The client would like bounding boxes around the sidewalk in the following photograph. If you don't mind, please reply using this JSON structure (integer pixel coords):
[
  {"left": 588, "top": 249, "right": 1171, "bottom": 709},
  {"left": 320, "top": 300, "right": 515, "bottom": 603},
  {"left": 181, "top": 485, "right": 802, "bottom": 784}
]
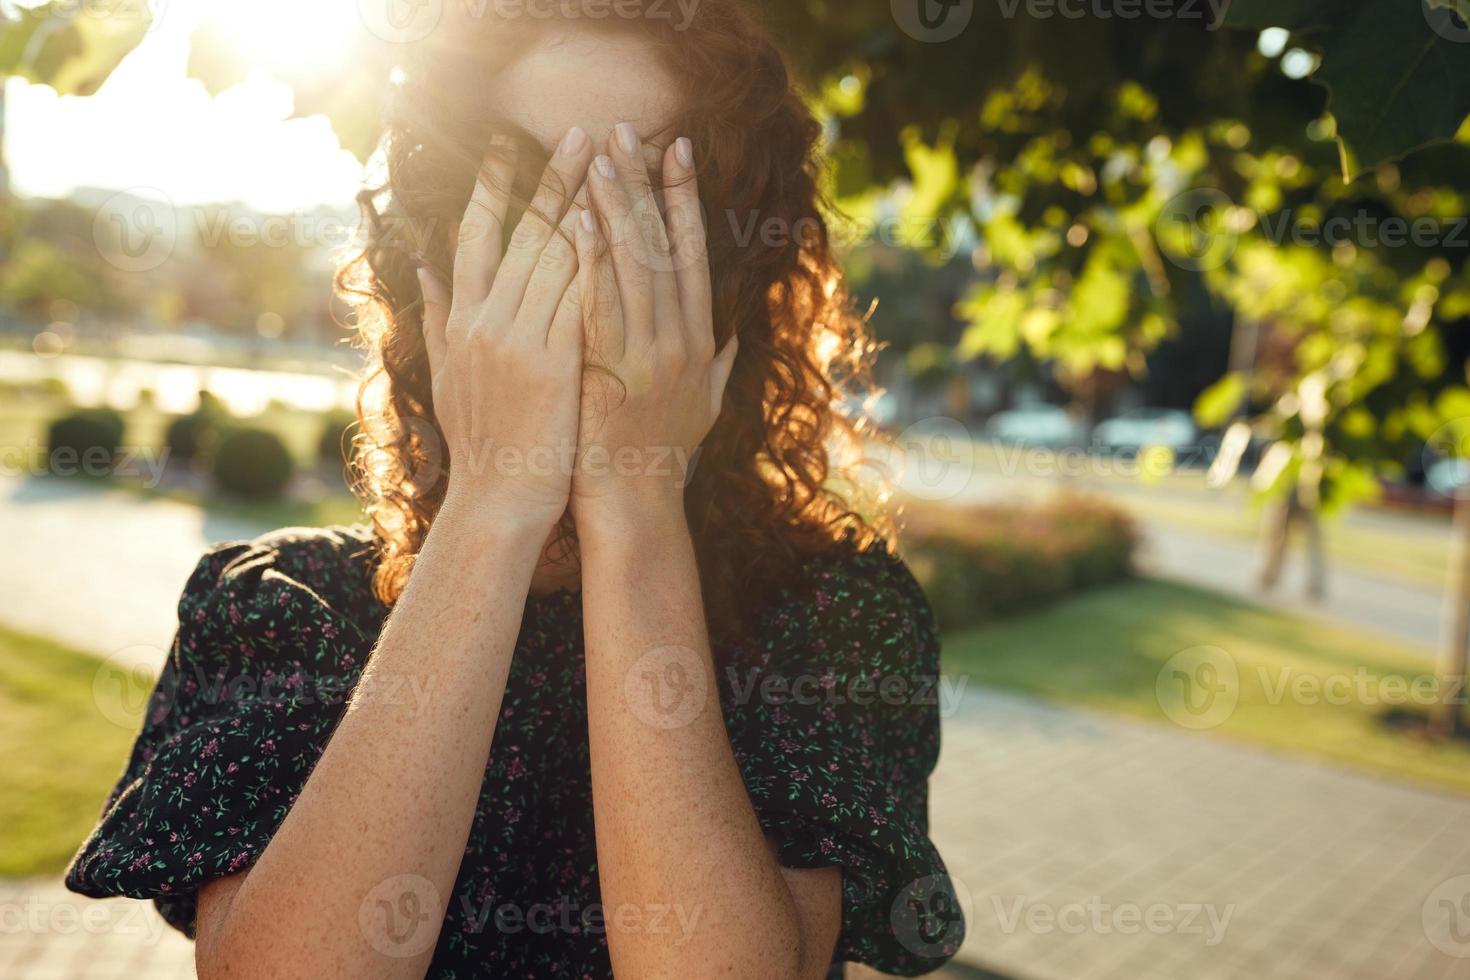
[
  {"left": 0, "top": 881, "right": 193, "bottom": 979},
  {"left": 1134, "top": 513, "right": 1443, "bottom": 656},
  {"left": 0, "top": 476, "right": 264, "bottom": 663},
  {"left": 932, "top": 689, "right": 1470, "bottom": 980}
]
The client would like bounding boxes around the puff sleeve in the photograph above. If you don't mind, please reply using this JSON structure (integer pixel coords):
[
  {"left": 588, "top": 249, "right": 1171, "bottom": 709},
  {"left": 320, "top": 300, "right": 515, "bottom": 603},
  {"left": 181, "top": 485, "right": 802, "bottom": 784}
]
[
  {"left": 720, "top": 545, "right": 966, "bottom": 975},
  {"left": 64, "top": 527, "right": 379, "bottom": 936}
]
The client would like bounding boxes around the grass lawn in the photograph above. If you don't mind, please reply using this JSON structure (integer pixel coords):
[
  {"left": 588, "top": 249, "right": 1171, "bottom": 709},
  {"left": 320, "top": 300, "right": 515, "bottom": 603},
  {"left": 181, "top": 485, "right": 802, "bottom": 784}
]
[
  {"left": 0, "top": 624, "right": 141, "bottom": 877},
  {"left": 943, "top": 578, "right": 1470, "bottom": 795},
  {"left": 123, "top": 481, "right": 367, "bottom": 530}
]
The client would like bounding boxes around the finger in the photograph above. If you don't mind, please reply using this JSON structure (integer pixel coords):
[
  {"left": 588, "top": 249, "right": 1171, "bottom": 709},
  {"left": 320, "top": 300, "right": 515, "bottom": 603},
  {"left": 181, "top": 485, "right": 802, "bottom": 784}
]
[
  {"left": 607, "top": 126, "right": 681, "bottom": 330},
  {"left": 578, "top": 206, "right": 626, "bottom": 364},
  {"left": 588, "top": 151, "right": 651, "bottom": 345},
  {"left": 547, "top": 218, "right": 591, "bottom": 353},
  {"left": 518, "top": 204, "right": 583, "bottom": 346},
  {"left": 489, "top": 127, "right": 594, "bottom": 319},
  {"left": 709, "top": 333, "right": 739, "bottom": 420},
  {"left": 452, "top": 142, "right": 517, "bottom": 310},
  {"left": 662, "top": 136, "right": 714, "bottom": 355},
  {"left": 591, "top": 124, "right": 678, "bottom": 344},
  {"left": 417, "top": 266, "right": 452, "bottom": 374}
]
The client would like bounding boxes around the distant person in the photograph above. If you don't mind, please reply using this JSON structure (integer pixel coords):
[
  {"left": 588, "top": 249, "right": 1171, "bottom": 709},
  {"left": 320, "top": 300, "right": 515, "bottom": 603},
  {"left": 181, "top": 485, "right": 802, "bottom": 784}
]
[
  {"left": 64, "top": 5, "right": 963, "bottom": 979},
  {"left": 1256, "top": 483, "right": 1327, "bottom": 601}
]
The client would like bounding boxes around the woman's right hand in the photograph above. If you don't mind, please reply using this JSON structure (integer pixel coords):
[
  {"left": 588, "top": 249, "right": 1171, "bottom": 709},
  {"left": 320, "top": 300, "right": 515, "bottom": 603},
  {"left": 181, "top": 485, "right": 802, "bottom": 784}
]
[{"left": 417, "top": 127, "right": 595, "bottom": 533}]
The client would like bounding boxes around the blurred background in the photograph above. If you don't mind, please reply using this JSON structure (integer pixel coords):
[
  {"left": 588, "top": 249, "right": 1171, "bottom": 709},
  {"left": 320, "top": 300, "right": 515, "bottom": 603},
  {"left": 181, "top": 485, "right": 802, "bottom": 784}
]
[{"left": 1, "top": 1, "right": 1469, "bottom": 978}]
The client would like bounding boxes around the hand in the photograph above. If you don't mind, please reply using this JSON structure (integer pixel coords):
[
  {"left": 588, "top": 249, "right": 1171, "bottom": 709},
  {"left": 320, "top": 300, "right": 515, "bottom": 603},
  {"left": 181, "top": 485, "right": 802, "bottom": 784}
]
[
  {"left": 417, "top": 128, "right": 595, "bottom": 533},
  {"left": 571, "top": 125, "right": 739, "bottom": 526}
]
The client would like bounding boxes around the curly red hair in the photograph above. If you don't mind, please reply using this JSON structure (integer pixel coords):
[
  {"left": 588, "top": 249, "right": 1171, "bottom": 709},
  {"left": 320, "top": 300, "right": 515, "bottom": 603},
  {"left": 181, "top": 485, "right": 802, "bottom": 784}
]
[{"left": 336, "top": 0, "right": 891, "bottom": 636}]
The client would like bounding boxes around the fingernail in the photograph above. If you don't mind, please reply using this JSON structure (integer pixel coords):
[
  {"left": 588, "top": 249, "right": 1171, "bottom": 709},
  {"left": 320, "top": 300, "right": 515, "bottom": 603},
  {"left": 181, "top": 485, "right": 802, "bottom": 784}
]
[
  {"left": 594, "top": 154, "right": 616, "bottom": 179},
  {"left": 580, "top": 209, "right": 596, "bottom": 234},
  {"left": 615, "top": 122, "right": 639, "bottom": 154},
  {"left": 560, "top": 127, "right": 587, "bottom": 156},
  {"left": 675, "top": 137, "right": 694, "bottom": 168}
]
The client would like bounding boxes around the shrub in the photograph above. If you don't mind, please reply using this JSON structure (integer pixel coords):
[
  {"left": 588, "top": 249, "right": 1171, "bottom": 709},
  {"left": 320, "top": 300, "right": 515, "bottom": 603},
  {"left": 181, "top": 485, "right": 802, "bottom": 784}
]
[
  {"left": 46, "top": 409, "right": 125, "bottom": 477},
  {"left": 316, "top": 411, "right": 359, "bottom": 468},
  {"left": 212, "top": 428, "right": 294, "bottom": 500},
  {"left": 164, "top": 412, "right": 217, "bottom": 464},
  {"left": 902, "top": 495, "right": 1137, "bottom": 632}
]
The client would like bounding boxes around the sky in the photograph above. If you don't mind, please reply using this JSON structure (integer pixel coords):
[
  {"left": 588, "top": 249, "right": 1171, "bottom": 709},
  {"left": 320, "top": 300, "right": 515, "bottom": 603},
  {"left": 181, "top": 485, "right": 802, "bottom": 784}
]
[{"left": 5, "top": 0, "right": 369, "bottom": 212}]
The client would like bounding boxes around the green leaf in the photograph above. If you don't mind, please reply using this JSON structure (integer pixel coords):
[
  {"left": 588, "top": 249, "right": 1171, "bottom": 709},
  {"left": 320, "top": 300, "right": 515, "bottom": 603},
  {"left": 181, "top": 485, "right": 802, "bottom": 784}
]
[
  {"left": 0, "top": 3, "right": 150, "bottom": 96},
  {"left": 185, "top": 20, "right": 396, "bottom": 163},
  {"left": 1221, "top": 0, "right": 1470, "bottom": 176},
  {"left": 1194, "top": 373, "right": 1248, "bottom": 428},
  {"left": 1314, "top": 1, "right": 1470, "bottom": 177},
  {"left": 1219, "top": 0, "right": 1334, "bottom": 31}
]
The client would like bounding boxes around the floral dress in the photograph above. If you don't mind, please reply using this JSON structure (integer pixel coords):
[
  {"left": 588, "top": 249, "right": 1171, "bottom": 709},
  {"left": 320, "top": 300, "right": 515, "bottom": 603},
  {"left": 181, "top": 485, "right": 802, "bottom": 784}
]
[{"left": 66, "top": 524, "right": 965, "bottom": 977}]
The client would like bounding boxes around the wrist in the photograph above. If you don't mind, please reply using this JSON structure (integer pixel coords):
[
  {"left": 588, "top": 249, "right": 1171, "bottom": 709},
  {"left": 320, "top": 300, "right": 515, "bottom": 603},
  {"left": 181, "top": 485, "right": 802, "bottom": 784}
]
[
  {"left": 572, "top": 489, "right": 688, "bottom": 546},
  {"left": 435, "top": 487, "right": 562, "bottom": 548}
]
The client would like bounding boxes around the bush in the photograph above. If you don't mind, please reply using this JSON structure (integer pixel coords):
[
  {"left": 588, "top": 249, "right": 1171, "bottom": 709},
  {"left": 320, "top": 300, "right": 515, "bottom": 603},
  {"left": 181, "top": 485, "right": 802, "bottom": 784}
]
[
  {"left": 902, "top": 495, "right": 1137, "bottom": 632},
  {"left": 212, "top": 428, "right": 295, "bottom": 500},
  {"left": 164, "top": 412, "right": 217, "bottom": 464},
  {"left": 46, "top": 409, "right": 125, "bottom": 477},
  {"left": 316, "top": 411, "right": 359, "bottom": 468}
]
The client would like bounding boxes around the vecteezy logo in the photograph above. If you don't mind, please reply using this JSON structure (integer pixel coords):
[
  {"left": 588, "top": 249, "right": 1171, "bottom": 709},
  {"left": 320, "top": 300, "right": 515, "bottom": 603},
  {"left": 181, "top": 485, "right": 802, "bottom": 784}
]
[
  {"left": 1155, "top": 189, "right": 1239, "bottom": 272},
  {"left": 623, "top": 645, "right": 707, "bottom": 730},
  {"left": 92, "top": 647, "right": 169, "bottom": 729},
  {"left": 892, "top": 0, "right": 974, "bottom": 42},
  {"left": 1424, "top": 0, "right": 1470, "bottom": 43},
  {"left": 891, "top": 874, "right": 972, "bottom": 959},
  {"left": 146, "top": 0, "right": 181, "bottom": 34},
  {"left": 1156, "top": 645, "right": 1239, "bottom": 730},
  {"left": 1424, "top": 418, "right": 1470, "bottom": 499},
  {"left": 895, "top": 417, "right": 975, "bottom": 502},
  {"left": 359, "top": 874, "right": 441, "bottom": 958},
  {"left": 1423, "top": 874, "right": 1470, "bottom": 958},
  {"left": 93, "top": 187, "right": 177, "bottom": 274},
  {"left": 358, "top": 0, "right": 443, "bottom": 43}
]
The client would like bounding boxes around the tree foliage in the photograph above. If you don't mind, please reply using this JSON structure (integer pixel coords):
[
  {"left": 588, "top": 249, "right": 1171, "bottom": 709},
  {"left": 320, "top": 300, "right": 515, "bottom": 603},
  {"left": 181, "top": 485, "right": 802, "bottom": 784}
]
[
  {"left": 0, "top": 1, "right": 149, "bottom": 96},
  {"left": 5, "top": 0, "right": 1470, "bottom": 506},
  {"left": 757, "top": 1, "right": 1470, "bottom": 508}
]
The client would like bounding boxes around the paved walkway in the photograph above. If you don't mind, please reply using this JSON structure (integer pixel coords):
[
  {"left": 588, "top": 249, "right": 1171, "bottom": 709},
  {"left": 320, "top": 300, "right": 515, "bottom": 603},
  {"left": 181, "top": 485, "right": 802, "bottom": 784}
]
[
  {"left": 931, "top": 690, "right": 1470, "bottom": 980},
  {"left": 1136, "top": 520, "right": 1444, "bottom": 656},
  {"left": 0, "top": 881, "right": 194, "bottom": 979},
  {"left": 0, "top": 476, "right": 263, "bottom": 665}
]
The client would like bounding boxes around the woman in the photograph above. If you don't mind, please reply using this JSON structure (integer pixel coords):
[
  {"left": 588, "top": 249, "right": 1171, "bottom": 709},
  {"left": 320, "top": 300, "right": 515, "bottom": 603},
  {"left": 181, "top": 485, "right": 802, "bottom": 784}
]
[{"left": 66, "top": 2, "right": 964, "bottom": 976}]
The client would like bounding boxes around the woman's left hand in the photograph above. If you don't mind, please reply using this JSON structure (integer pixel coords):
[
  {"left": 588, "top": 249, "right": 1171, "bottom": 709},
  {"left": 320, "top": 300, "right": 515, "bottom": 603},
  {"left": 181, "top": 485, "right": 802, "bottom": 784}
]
[{"left": 570, "top": 124, "right": 739, "bottom": 525}]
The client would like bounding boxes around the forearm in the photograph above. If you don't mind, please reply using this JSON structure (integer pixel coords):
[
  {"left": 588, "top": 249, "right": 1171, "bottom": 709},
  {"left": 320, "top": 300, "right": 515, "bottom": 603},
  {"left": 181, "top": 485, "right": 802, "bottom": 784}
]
[
  {"left": 200, "top": 502, "right": 547, "bottom": 978},
  {"left": 580, "top": 502, "right": 813, "bottom": 979}
]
